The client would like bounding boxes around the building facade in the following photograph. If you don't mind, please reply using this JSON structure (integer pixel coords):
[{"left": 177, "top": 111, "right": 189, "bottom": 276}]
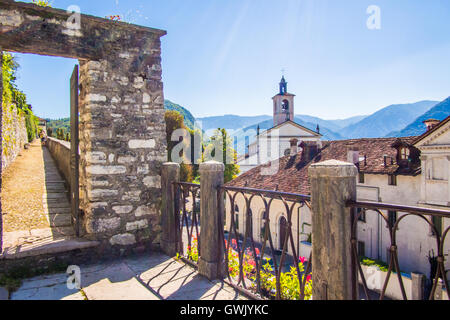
[
  {"left": 226, "top": 117, "right": 450, "bottom": 277},
  {"left": 238, "top": 77, "right": 322, "bottom": 174}
]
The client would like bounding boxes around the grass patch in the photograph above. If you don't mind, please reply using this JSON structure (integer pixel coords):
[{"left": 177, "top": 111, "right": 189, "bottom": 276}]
[{"left": 0, "top": 261, "right": 70, "bottom": 293}]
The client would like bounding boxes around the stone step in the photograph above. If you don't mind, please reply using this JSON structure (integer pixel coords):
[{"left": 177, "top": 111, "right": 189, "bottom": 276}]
[
  {"left": 44, "top": 193, "right": 68, "bottom": 199},
  {"left": 47, "top": 207, "right": 72, "bottom": 214},
  {"left": 0, "top": 237, "right": 99, "bottom": 260},
  {"left": 45, "top": 202, "right": 71, "bottom": 209},
  {"left": 45, "top": 188, "right": 68, "bottom": 193},
  {"left": 48, "top": 214, "right": 72, "bottom": 228},
  {"left": 44, "top": 200, "right": 71, "bottom": 206}
]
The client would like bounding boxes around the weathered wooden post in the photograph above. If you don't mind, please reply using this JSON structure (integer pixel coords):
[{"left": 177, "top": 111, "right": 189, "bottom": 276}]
[
  {"left": 198, "top": 161, "right": 225, "bottom": 280},
  {"left": 309, "top": 160, "right": 358, "bottom": 300},
  {"left": 161, "top": 162, "right": 180, "bottom": 257}
]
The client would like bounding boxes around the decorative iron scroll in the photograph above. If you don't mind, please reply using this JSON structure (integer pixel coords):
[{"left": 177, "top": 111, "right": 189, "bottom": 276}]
[{"left": 219, "top": 186, "right": 312, "bottom": 300}]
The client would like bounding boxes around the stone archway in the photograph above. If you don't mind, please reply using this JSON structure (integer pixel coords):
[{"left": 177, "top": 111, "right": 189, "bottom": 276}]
[{"left": 0, "top": 1, "right": 167, "bottom": 250}]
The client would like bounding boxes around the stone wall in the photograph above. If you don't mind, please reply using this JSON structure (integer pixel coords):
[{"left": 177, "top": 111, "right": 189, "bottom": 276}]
[
  {"left": 78, "top": 56, "right": 167, "bottom": 247},
  {"left": 0, "top": 1, "right": 167, "bottom": 251},
  {"left": 46, "top": 137, "right": 71, "bottom": 186},
  {"left": 1, "top": 103, "right": 28, "bottom": 171}
]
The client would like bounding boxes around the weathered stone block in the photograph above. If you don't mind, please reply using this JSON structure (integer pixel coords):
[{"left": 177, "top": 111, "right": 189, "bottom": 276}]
[
  {"left": 126, "top": 219, "right": 148, "bottom": 231},
  {"left": 89, "top": 189, "right": 119, "bottom": 200},
  {"left": 143, "top": 175, "right": 161, "bottom": 188},
  {"left": 87, "top": 165, "right": 127, "bottom": 175},
  {"left": 122, "top": 190, "right": 142, "bottom": 202},
  {"left": 96, "top": 217, "right": 121, "bottom": 233},
  {"left": 135, "top": 205, "right": 157, "bottom": 217},
  {"left": 112, "top": 205, "right": 134, "bottom": 214},
  {"left": 86, "top": 151, "right": 107, "bottom": 164},
  {"left": 117, "top": 156, "right": 136, "bottom": 164},
  {"left": 86, "top": 94, "right": 107, "bottom": 102},
  {"left": 109, "top": 234, "right": 136, "bottom": 246},
  {"left": 128, "top": 139, "right": 156, "bottom": 149}
]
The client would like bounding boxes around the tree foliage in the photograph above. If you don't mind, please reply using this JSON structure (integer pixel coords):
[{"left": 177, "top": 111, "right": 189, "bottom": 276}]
[
  {"left": 202, "top": 128, "right": 240, "bottom": 183},
  {"left": 2, "top": 52, "right": 38, "bottom": 143},
  {"left": 165, "top": 110, "right": 194, "bottom": 182}
]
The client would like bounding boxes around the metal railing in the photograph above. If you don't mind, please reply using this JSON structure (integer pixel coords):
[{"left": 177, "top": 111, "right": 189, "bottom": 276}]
[
  {"left": 346, "top": 200, "right": 450, "bottom": 300},
  {"left": 219, "top": 186, "right": 313, "bottom": 300},
  {"left": 173, "top": 182, "right": 201, "bottom": 262}
]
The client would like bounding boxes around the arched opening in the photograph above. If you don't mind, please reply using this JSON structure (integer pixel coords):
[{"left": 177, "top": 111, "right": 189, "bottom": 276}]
[
  {"left": 260, "top": 210, "right": 267, "bottom": 240},
  {"left": 282, "top": 99, "right": 289, "bottom": 112},
  {"left": 279, "top": 216, "right": 288, "bottom": 250},
  {"left": 246, "top": 208, "right": 253, "bottom": 239}
]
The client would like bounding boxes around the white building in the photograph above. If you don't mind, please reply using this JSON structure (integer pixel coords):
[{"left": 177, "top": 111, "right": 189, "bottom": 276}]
[
  {"left": 226, "top": 116, "right": 450, "bottom": 278},
  {"left": 238, "top": 77, "right": 322, "bottom": 174}
]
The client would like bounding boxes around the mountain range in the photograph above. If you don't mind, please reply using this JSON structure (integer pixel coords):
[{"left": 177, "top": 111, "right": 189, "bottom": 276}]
[
  {"left": 387, "top": 97, "right": 450, "bottom": 137},
  {"left": 165, "top": 97, "right": 449, "bottom": 154},
  {"left": 46, "top": 97, "right": 449, "bottom": 155},
  {"left": 341, "top": 100, "right": 438, "bottom": 139}
]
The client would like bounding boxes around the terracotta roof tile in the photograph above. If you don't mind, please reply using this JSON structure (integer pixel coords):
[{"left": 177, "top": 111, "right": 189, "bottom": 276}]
[{"left": 227, "top": 137, "right": 421, "bottom": 195}]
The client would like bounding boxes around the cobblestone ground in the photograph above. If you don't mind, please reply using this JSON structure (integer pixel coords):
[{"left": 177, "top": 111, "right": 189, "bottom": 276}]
[
  {"left": 1, "top": 140, "right": 74, "bottom": 250},
  {"left": 1, "top": 140, "right": 49, "bottom": 232}
]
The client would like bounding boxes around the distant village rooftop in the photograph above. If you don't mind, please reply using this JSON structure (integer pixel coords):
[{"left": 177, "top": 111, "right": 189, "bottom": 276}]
[{"left": 228, "top": 136, "right": 423, "bottom": 195}]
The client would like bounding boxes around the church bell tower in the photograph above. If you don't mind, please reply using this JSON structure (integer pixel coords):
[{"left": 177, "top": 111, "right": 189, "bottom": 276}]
[{"left": 273, "top": 76, "right": 295, "bottom": 127}]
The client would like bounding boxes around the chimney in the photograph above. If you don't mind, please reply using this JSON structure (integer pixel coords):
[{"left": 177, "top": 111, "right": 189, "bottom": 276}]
[
  {"left": 301, "top": 141, "right": 319, "bottom": 162},
  {"left": 290, "top": 138, "right": 299, "bottom": 156},
  {"left": 423, "top": 119, "right": 440, "bottom": 132},
  {"left": 347, "top": 148, "right": 359, "bottom": 164}
]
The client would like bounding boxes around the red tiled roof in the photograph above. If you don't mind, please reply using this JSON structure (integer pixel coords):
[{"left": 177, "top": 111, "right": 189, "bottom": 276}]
[{"left": 227, "top": 137, "right": 421, "bottom": 195}]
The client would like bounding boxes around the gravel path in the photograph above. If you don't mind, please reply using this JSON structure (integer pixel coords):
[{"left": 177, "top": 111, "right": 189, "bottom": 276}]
[{"left": 1, "top": 140, "right": 50, "bottom": 232}]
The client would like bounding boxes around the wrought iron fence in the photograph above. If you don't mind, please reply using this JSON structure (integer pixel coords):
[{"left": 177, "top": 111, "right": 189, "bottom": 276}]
[
  {"left": 173, "top": 182, "right": 201, "bottom": 262},
  {"left": 219, "top": 186, "right": 313, "bottom": 300},
  {"left": 346, "top": 200, "right": 450, "bottom": 300}
]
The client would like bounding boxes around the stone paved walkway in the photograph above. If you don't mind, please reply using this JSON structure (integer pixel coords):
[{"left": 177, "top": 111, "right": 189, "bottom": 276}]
[
  {"left": 10, "top": 253, "right": 248, "bottom": 300},
  {"left": 1, "top": 140, "right": 74, "bottom": 251}
]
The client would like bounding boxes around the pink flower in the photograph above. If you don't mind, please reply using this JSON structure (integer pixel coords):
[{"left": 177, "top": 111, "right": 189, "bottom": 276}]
[
  {"left": 306, "top": 275, "right": 312, "bottom": 282},
  {"left": 299, "top": 256, "right": 308, "bottom": 264},
  {"left": 255, "top": 248, "right": 260, "bottom": 256},
  {"left": 232, "top": 239, "right": 237, "bottom": 246}
]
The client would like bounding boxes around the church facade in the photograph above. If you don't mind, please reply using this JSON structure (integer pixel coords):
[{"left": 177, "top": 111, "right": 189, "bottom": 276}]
[{"left": 237, "top": 77, "right": 322, "bottom": 174}]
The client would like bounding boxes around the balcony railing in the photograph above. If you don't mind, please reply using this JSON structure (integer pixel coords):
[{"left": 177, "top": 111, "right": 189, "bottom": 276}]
[
  {"left": 163, "top": 161, "right": 450, "bottom": 300},
  {"left": 346, "top": 200, "right": 450, "bottom": 300},
  {"left": 173, "top": 182, "right": 201, "bottom": 263},
  {"left": 219, "top": 186, "right": 313, "bottom": 300}
]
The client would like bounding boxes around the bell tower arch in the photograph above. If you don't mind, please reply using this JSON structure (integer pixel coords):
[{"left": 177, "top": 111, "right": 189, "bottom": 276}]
[{"left": 273, "top": 76, "right": 295, "bottom": 126}]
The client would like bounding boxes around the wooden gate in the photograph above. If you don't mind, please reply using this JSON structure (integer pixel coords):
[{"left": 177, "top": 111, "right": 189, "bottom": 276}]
[{"left": 70, "top": 65, "right": 80, "bottom": 237}]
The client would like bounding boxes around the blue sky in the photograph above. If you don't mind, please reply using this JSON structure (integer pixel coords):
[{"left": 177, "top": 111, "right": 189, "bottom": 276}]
[{"left": 11, "top": 0, "right": 450, "bottom": 120}]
